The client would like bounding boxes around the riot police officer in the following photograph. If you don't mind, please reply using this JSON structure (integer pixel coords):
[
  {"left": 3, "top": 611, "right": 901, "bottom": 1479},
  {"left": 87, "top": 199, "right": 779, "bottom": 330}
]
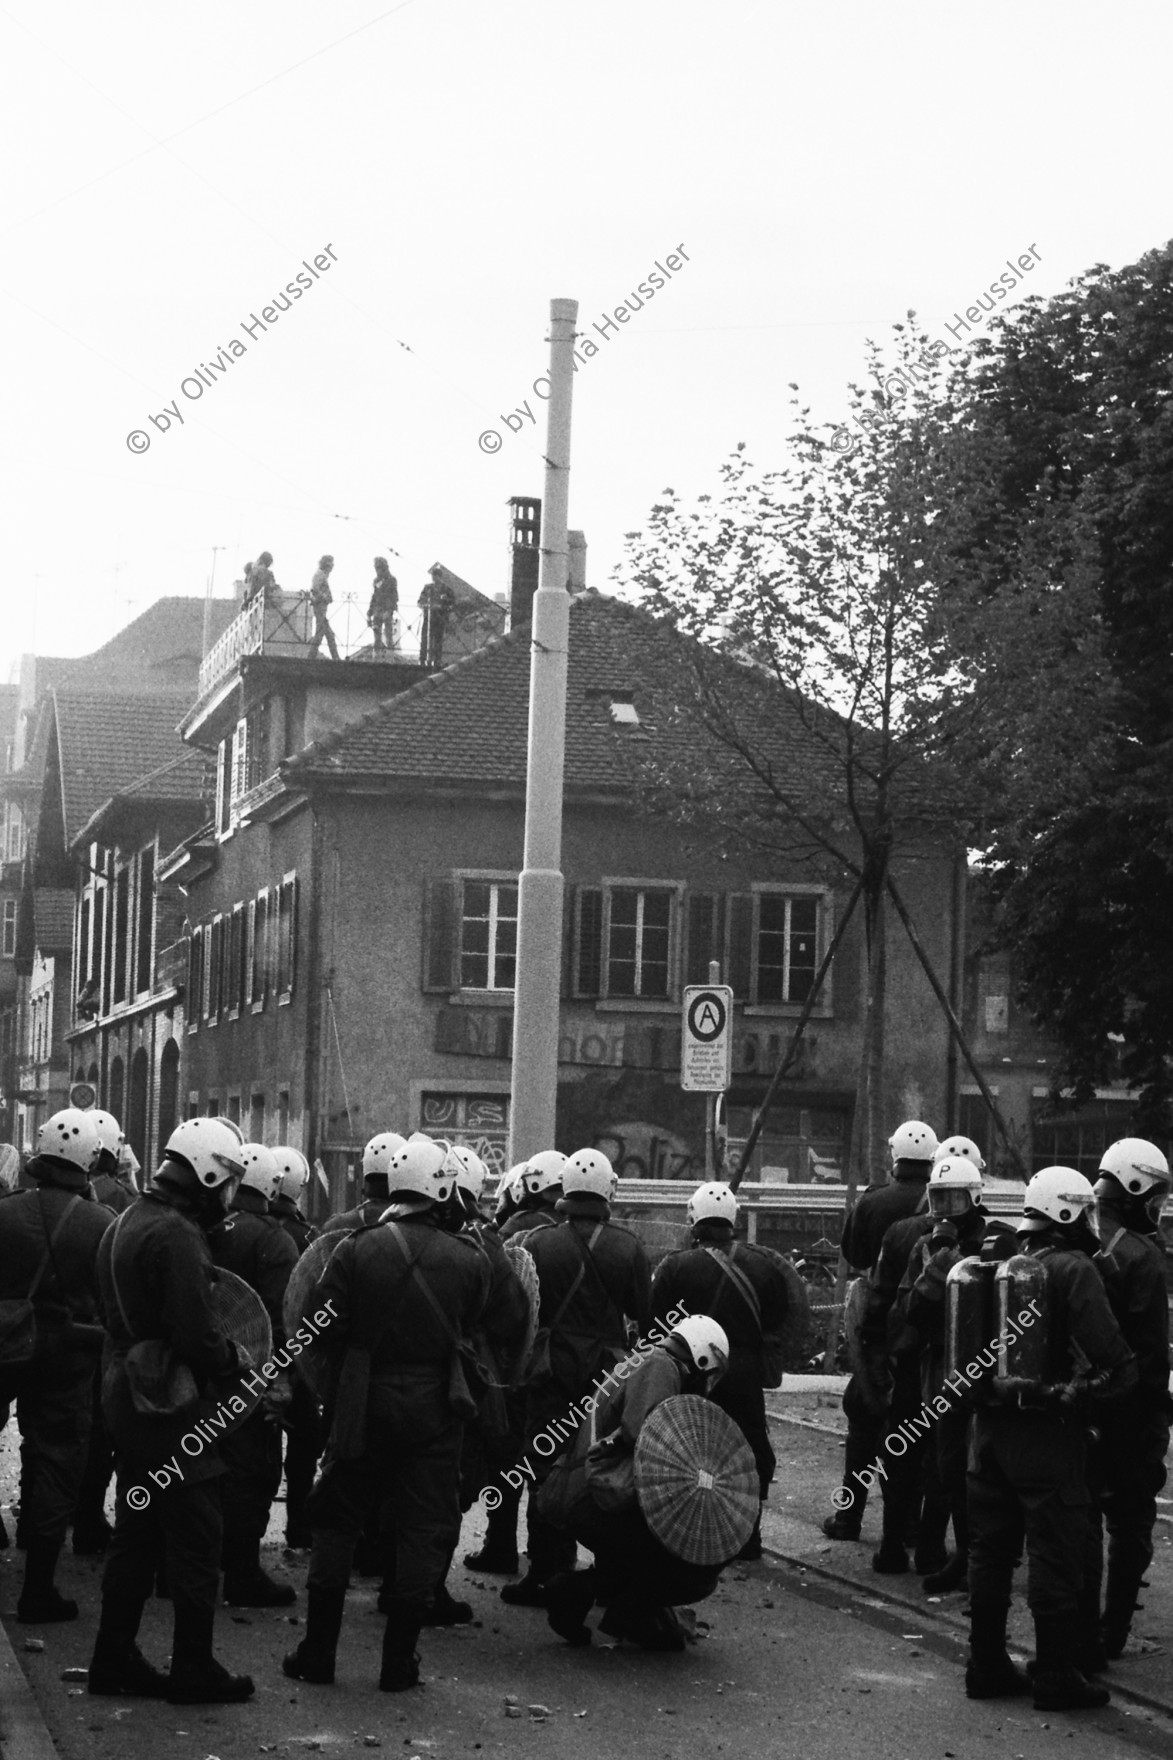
[
  {"left": 283, "top": 1134, "right": 507, "bottom": 1692},
  {"left": 1088, "top": 1138, "right": 1172, "bottom": 1659},
  {"left": 825, "top": 1119, "right": 938, "bottom": 1544},
  {"left": 322, "top": 1132, "right": 407, "bottom": 1234},
  {"left": 0, "top": 1109, "right": 113, "bottom": 1620},
  {"left": 650, "top": 1181, "right": 790, "bottom": 1560},
  {"left": 497, "top": 1149, "right": 565, "bottom": 1241},
  {"left": 208, "top": 1142, "right": 299, "bottom": 1605},
  {"left": 965, "top": 1167, "right": 1136, "bottom": 1712},
  {"left": 270, "top": 1146, "right": 321, "bottom": 1549},
  {"left": 88, "top": 1117, "right": 254, "bottom": 1703}
]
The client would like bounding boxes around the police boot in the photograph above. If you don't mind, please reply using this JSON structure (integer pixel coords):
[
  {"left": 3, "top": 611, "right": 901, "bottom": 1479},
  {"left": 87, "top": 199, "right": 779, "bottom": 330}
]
[
  {"left": 88, "top": 1595, "right": 168, "bottom": 1698},
  {"left": 166, "top": 1603, "right": 254, "bottom": 1703},
  {"left": 419, "top": 1583, "right": 473, "bottom": 1626},
  {"left": 500, "top": 1569, "right": 550, "bottom": 1606},
  {"left": 1030, "top": 1613, "right": 1110, "bottom": 1712},
  {"left": 1101, "top": 1571, "right": 1141, "bottom": 1661},
  {"left": 463, "top": 1492, "right": 520, "bottom": 1574},
  {"left": 223, "top": 1536, "right": 296, "bottom": 1608},
  {"left": 923, "top": 1551, "right": 969, "bottom": 1594},
  {"left": 546, "top": 1569, "right": 596, "bottom": 1647},
  {"left": 736, "top": 1508, "right": 764, "bottom": 1562},
  {"left": 965, "top": 1600, "right": 1030, "bottom": 1700},
  {"left": 17, "top": 1538, "right": 78, "bottom": 1623},
  {"left": 283, "top": 1586, "right": 346, "bottom": 1685},
  {"left": 379, "top": 1601, "right": 424, "bottom": 1692}
]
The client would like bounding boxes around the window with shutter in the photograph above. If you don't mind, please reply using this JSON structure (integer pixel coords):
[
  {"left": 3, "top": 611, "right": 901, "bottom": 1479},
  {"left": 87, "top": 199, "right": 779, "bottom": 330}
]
[
  {"left": 276, "top": 874, "right": 298, "bottom": 1001},
  {"left": 573, "top": 887, "right": 604, "bottom": 997},
  {"left": 186, "top": 930, "right": 202, "bottom": 1032},
  {"left": 422, "top": 878, "right": 459, "bottom": 993},
  {"left": 726, "top": 893, "right": 754, "bottom": 999},
  {"left": 458, "top": 879, "right": 518, "bottom": 990},
  {"left": 252, "top": 890, "right": 269, "bottom": 1007}
]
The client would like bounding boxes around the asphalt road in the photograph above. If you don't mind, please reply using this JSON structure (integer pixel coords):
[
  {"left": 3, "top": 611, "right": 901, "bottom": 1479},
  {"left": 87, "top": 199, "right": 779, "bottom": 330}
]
[{"left": 2, "top": 1387, "right": 1172, "bottom": 1760}]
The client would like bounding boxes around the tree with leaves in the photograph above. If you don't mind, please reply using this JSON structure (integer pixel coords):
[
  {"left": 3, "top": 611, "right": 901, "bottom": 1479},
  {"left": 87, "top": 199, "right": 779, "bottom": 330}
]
[{"left": 931, "top": 241, "right": 1173, "bottom": 1131}]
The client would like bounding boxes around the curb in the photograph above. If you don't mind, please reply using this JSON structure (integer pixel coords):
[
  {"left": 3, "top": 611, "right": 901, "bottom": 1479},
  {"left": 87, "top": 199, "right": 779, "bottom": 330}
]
[
  {"left": 762, "top": 1543, "right": 1173, "bottom": 1721},
  {"left": 0, "top": 1615, "right": 62, "bottom": 1760}
]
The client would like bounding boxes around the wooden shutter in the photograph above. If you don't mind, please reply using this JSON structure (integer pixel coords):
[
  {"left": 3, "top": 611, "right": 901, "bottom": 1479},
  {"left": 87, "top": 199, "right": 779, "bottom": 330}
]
[
  {"left": 573, "top": 887, "right": 604, "bottom": 997},
  {"left": 686, "top": 892, "right": 726, "bottom": 986},
  {"left": 726, "top": 892, "right": 755, "bottom": 1001},
  {"left": 422, "top": 877, "right": 459, "bottom": 993}
]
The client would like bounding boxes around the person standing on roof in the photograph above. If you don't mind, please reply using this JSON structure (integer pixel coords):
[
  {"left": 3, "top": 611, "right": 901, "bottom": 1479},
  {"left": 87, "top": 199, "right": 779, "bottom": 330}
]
[
  {"left": 307, "top": 555, "right": 340, "bottom": 660},
  {"left": 419, "top": 566, "right": 456, "bottom": 669},
  {"left": 368, "top": 558, "right": 399, "bottom": 653}
]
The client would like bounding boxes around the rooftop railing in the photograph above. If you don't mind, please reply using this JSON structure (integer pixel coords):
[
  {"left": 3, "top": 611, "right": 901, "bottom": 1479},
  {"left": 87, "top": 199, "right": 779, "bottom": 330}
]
[{"left": 197, "top": 591, "right": 426, "bottom": 700}]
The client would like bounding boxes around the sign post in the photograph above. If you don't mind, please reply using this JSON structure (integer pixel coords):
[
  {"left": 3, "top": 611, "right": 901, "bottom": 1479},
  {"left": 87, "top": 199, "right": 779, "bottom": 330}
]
[{"left": 682, "top": 967, "right": 733, "bottom": 1178}]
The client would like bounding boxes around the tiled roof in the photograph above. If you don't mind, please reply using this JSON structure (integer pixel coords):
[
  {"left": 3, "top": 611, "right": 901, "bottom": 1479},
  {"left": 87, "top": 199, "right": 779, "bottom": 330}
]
[
  {"left": 285, "top": 589, "right": 847, "bottom": 797},
  {"left": 34, "top": 888, "right": 74, "bottom": 954},
  {"left": 49, "top": 597, "right": 238, "bottom": 698},
  {"left": 52, "top": 693, "right": 199, "bottom": 846}
]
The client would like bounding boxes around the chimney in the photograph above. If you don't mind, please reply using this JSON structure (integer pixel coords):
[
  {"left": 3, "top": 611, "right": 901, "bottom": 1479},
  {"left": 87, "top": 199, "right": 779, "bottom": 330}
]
[
  {"left": 508, "top": 496, "right": 541, "bottom": 629},
  {"left": 567, "top": 531, "right": 586, "bottom": 593}
]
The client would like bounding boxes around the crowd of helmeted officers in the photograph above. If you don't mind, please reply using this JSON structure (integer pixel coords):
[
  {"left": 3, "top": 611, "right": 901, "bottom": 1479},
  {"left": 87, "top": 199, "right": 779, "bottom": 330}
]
[{"left": 0, "top": 1108, "right": 789, "bottom": 1703}]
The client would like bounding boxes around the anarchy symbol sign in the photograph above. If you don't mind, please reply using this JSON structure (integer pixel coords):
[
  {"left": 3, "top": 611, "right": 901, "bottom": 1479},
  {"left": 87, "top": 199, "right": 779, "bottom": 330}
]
[{"left": 681, "top": 986, "right": 733, "bottom": 1091}]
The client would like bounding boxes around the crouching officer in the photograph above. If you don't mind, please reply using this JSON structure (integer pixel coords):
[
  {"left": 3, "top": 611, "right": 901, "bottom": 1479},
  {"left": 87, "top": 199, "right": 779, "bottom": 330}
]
[
  {"left": 208, "top": 1143, "right": 299, "bottom": 1605},
  {"left": 965, "top": 1167, "right": 1135, "bottom": 1713},
  {"left": 283, "top": 1134, "right": 502, "bottom": 1692},
  {"left": 88, "top": 1118, "right": 255, "bottom": 1703},
  {"left": 1088, "top": 1138, "right": 1172, "bottom": 1659},
  {"left": 0, "top": 1109, "right": 113, "bottom": 1620},
  {"left": 651, "top": 1181, "right": 789, "bottom": 1559}
]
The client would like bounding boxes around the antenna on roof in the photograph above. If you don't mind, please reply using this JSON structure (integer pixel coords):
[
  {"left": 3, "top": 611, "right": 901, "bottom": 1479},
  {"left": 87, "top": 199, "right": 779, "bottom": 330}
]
[{"left": 203, "top": 547, "right": 226, "bottom": 656}]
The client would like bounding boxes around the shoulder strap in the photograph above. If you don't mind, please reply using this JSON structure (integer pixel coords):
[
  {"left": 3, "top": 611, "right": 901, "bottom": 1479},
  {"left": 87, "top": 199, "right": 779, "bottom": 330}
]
[
  {"left": 385, "top": 1224, "right": 466, "bottom": 1347},
  {"left": 703, "top": 1245, "right": 762, "bottom": 1330},
  {"left": 564, "top": 1223, "right": 626, "bottom": 1338},
  {"left": 28, "top": 1193, "right": 84, "bottom": 1302},
  {"left": 107, "top": 1207, "right": 138, "bottom": 1332}
]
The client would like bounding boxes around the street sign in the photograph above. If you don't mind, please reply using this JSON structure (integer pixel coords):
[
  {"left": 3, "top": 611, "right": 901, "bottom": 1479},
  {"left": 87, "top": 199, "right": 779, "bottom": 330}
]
[{"left": 681, "top": 985, "right": 733, "bottom": 1092}]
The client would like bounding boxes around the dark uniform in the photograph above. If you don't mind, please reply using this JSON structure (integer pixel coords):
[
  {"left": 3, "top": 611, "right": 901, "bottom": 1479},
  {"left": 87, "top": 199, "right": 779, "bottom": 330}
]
[
  {"left": 295, "top": 1210, "right": 508, "bottom": 1686},
  {"left": 498, "top": 1201, "right": 559, "bottom": 1242},
  {"left": 91, "top": 1173, "right": 135, "bottom": 1214},
  {"left": 514, "top": 1198, "right": 651, "bottom": 1589},
  {"left": 95, "top": 1189, "right": 245, "bottom": 1685},
  {"left": 75, "top": 1174, "right": 137, "bottom": 1550},
  {"left": 968, "top": 1243, "right": 1135, "bottom": 1666},
  {"left": 1088, "top": 1209, "right": 1171, "bottom": 1650},
  {"left": 551, "top": 1343, "right": 729, "bottom": 1647},
  {"left": 0, "top": 1175, "right": 112, "bottom": 1615},
  {"left": 829, "top": 1165, "right": 932, "bottom": 1536},
  {"left": 270, "top": 1192, "right": 321, "bottom": 1549},
  {"left": 651, "top": 1230, "right": 789, "bottom": 1508},
  {"left": 322, "top": 1193, "right": 388, "bottom": 1235},
  {"left": 207, "top": 1186, "right": 299, "bottom": 1594},
  {"left": 893, "top": 1208, "right": 987, "bottom": 1575}
]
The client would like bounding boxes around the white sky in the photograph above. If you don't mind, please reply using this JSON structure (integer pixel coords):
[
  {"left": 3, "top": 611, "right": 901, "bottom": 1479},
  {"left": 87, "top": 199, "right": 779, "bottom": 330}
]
[{"left": 3, "top": 0, "right": 1170, "bottom": 672}]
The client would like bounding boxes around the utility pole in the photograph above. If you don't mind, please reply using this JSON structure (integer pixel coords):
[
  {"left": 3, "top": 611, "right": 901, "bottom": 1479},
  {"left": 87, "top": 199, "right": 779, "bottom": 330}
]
[{"left": 507, "top": 298, "right": 578, "bottom": 1162}]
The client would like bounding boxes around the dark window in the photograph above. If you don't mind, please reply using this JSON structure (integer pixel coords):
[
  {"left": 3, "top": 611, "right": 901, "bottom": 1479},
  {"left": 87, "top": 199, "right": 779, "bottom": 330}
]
[
  {"left": 112, "top": 867, "right": 130, "bottom": 1004},
  {"left": 276, "top": 875, "right": 297, "bottom": 1000},
  {"left": 187, "top": 930, "right": 203, "bottom": 1032},
  {"left": 606, "top": 886, "right": 673, "bottom": 999},
  {"left": 228, "top": 904, "right": 244, "bottom": 1016},
  {"left": 207, "top": 916, "right": 223, "bottom": 1019},
  {"left": 157, "top": 1040, "right": 180, "bottom": 1159},
  {"left": 2, "top": 897, "right": 16, "bottom": 959},
  {"left": 251, "top": 891, "right": 269, "bottom": 1006},
  {"left": 459, "top": 880, "right": 518, "bottom": 990},
  {"left": 756, "top": 893, "right": 819, "bottom": 1004}
]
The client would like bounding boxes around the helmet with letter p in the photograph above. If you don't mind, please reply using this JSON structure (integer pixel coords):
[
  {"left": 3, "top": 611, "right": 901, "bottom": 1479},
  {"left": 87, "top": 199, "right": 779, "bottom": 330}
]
[{"left": 928, "top": 1155, "right": 984, "bottom": 1220}]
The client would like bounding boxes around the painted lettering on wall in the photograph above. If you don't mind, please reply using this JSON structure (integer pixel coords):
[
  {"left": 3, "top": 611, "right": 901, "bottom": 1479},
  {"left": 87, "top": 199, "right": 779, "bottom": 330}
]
[{"left": 435, "top": 1005, "right": 819, "bottom": 1079}]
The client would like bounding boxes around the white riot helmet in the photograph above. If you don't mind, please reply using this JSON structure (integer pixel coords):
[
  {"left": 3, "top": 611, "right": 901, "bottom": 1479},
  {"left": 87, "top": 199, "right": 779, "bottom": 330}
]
[
  {"left": 687, "top": 1181, "right": 738, "bottom": 1229},
  {"left": 1019, "top": 1166, "right": 1097, "bottom": 1234},
  {"left": 890, "top": 1120, "right": 938, "bottom": 1162},
  {"left": 561, "top": 1147, "right": 615, "bottom": 1199},
  {"left": 928, "top": 1155, "right": 984, "bottom": 1218},
  {"left": 521, "top": 1149, "right": 566, "bottom": 1199},
  {"left": 450, "top": 1144, "right": 488, "bottom": 1200},
  {"left": 384, "top": 1132, "right": 455, "bottom": 1204},
  {"left": 164, "top": 1117, "right": 248, "bottom": 1189},
  {"left": 362, "top": 1132, "right": 408, "bottom": 1180},
  {"left": 670, "top": 1314, "right": 730, "bottom": 1379},
  {"left": 239, "top": 1142, "right": 282, "bottom": 1201},
  {"left": 273, "top": 1146, "right": 311, "bottom": 1202},
  {"left": 934, "top": 1134, "right": 986, "bottom": 1174},
  {"left": 90, "top": 1109, "right": 125, "bottom": 1167},
  {"left": 34, "top": 1108, "right": 104, "bottom": 1180},
  {"left": 1096, "top": 1138, "right": 1171, "bottom": 1199}
]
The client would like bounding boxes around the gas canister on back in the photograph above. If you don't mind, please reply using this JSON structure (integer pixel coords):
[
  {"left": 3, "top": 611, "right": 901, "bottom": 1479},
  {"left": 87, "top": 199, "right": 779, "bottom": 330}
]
[
  {"left": 994, "top": 1255, "right": 1048, "bottom": 1384},
  {"left": 945, "top": 1256, "right": 996, "bottom": 1399}
]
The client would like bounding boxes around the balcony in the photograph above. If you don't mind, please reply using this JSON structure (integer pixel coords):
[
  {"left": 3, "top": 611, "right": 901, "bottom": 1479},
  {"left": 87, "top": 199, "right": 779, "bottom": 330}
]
[{"left": 197, "top": 591, "right": 430, "bottom": 703}]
